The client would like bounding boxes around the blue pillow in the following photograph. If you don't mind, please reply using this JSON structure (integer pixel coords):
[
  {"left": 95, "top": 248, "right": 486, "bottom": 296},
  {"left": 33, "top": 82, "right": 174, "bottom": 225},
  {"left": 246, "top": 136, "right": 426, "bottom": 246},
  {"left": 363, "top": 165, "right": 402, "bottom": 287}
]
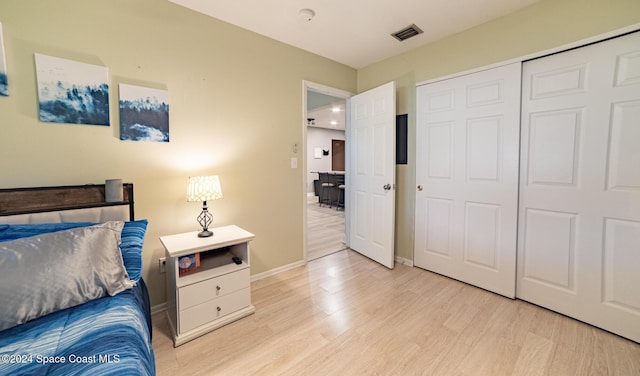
[
  {"left": 0, "top": 220, "right": 148, "bottom": 282},
  {"left": 119, "top": 220, "right": 148, "bottom": 282}
]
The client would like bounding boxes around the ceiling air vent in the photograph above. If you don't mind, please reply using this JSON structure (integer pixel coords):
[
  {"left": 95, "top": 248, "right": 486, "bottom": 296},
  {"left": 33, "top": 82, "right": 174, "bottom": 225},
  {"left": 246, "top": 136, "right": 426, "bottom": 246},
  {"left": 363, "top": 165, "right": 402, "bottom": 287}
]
[{"left": 391, "top": 24, "right": 423, "bottom": 42}]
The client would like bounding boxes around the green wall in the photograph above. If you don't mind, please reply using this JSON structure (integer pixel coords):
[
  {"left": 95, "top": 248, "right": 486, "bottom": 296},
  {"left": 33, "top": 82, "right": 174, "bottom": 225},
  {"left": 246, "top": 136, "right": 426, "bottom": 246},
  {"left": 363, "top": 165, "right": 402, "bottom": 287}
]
[
  {"left": 2, "top": 0, "right": 639, "bottom": 308},
  {"left": 358, "top": 0, "right": 640, "bottom": 262},
  {"left": 0, "top": 0, "right": 356, "bottom": 307}
]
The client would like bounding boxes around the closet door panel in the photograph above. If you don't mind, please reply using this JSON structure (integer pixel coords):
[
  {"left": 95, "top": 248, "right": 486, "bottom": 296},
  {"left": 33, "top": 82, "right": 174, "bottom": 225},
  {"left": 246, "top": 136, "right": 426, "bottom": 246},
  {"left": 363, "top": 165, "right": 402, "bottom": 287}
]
[
  {"left": 415, "top": 62, "right": 521, "bottom": 298},
  {"left": 518, "top": 31, "right": 640, "bottom": 343}
]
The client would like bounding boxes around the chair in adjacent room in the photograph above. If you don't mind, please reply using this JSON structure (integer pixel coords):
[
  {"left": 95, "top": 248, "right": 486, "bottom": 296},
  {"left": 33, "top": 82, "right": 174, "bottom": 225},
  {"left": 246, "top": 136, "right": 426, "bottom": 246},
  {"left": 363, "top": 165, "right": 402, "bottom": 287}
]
[
  {"left": 318, "top": 172, "right": 334, "bottom": 207},
  {"left": 334, "top": 173, "right": 345, "bottom": 210}
]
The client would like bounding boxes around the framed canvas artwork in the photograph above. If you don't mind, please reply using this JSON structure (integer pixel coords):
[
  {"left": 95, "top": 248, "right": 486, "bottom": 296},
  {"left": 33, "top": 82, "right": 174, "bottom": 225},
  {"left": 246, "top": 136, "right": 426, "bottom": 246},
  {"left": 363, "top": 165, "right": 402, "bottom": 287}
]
[
  {"left": 35, "top": 53, "right": 110, "bottom": 125},
  {"left": 119, "top": 83, "right": 169, "bottom": 142}
]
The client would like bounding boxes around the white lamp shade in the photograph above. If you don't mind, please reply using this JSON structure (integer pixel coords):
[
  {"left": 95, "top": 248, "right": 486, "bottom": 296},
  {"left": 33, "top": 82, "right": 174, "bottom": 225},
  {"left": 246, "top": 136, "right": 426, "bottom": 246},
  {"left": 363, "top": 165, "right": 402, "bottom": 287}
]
[{"left": 186, "top": 176, "right": 223, "bottom": 202}]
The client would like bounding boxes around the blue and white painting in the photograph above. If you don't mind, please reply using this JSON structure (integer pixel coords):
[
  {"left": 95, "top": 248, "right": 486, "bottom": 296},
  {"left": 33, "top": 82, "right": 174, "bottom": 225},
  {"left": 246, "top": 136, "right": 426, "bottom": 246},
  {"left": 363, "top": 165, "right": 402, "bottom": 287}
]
[
  {"left": 35, "top": 53, "right": 109, "bottom": 125},
  {"left": 119, "top": 83, "right": 169, "bottom": 142},
  {"left": 0, "top": 23, "right": 8, "bottom": 96}
]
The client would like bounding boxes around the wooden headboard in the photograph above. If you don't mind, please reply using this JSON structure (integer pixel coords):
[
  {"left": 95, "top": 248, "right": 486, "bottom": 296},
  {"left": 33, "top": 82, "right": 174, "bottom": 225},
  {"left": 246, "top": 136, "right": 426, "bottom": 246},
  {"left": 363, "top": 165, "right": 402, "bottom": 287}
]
[{"left": 0, "top": 184, "right": 134, "bottom": 224}]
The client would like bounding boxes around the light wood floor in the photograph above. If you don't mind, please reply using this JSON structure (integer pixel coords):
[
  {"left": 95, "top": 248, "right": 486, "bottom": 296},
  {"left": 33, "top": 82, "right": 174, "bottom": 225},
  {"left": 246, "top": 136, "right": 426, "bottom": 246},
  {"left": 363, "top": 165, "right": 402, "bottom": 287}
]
[
  {"left": 152, "top": 250, "right": 640, "bottom": 375},
  {"left": 306, "top": 195, "right": 346, "bottom": 261}
]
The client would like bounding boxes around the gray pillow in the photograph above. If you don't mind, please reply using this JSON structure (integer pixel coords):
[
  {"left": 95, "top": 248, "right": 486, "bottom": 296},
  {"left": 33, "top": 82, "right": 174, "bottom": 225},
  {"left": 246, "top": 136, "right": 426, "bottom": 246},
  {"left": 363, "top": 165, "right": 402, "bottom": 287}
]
[{"left": 0, "top": 221, "right": 134, "bottom": 331}]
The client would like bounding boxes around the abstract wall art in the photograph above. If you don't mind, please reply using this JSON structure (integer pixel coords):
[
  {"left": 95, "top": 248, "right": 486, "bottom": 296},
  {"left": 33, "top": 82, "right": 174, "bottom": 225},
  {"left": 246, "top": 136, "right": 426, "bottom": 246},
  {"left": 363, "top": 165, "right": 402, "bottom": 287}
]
[
  {"left": 35, "top": 53, "right": 110, "bottom": 125},
  {"left": 119, "top": 83, "right": 169, "bottom": 142},
  {"left": 0, "top": 23, "right": 8, "bottom": 96}
]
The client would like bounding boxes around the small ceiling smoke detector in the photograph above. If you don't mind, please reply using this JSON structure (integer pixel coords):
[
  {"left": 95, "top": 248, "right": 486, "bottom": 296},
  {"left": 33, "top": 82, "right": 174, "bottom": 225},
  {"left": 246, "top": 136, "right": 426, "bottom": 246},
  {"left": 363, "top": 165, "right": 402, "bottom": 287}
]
[
  {"left": 391, "top": 24, "right": 423, "bottom": 41},
  {"left": 299, "top": 8, "right": 315, "bottom": 22}
]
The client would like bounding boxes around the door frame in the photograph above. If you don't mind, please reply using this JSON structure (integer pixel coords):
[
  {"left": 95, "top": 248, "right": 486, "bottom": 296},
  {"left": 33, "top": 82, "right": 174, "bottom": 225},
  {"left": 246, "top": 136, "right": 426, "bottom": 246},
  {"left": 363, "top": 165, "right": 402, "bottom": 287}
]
[{"left": 302, "top": 81, "right": 353, "bottom": 262}]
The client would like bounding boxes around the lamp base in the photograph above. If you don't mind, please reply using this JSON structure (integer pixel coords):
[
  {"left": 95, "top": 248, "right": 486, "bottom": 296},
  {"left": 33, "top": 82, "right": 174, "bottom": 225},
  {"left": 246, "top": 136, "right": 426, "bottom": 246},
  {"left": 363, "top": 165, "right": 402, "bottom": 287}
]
[{"left": 198, "top": 230, "right": 213, "bottom": 238}]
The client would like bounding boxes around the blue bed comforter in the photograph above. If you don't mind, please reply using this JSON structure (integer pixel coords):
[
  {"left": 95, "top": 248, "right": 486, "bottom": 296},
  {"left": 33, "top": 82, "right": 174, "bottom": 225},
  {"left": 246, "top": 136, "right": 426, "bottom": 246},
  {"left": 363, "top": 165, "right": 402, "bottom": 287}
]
[{"left": 0, "top": 280, "right": 155, "bottom": 376}]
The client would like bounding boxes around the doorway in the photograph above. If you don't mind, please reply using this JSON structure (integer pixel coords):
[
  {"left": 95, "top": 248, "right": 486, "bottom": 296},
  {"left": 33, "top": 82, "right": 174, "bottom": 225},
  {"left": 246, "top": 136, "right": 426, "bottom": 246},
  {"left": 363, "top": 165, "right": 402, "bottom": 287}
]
[
  {"left": 303, "top": 80, "right": 397, "bottom": 268},
  {"left": 303, "top": 81, "right": 351, "bottom": 261}
]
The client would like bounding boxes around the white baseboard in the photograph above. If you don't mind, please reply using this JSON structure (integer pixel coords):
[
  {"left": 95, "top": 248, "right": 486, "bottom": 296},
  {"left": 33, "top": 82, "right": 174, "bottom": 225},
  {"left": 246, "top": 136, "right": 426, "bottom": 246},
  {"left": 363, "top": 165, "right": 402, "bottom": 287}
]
[
  {"left": 250, "top": 260, "right": 307, "bottom": 282},
  {"left": 151, "top": 302, "right": 167, "bottom": 315},
  {"left": 395, "top": 256, "right": 414, "bottom": 267}
]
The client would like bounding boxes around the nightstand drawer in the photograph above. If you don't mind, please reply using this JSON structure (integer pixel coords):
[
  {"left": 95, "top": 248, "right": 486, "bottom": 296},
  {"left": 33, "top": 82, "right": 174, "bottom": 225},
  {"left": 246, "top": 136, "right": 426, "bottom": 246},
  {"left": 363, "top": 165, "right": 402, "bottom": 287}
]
[
  {"left": 179, "top": 287, "right": 251, "bottom": 334},
  {"left": 179, "top": 268, "right": 250, "bottom": 311}
]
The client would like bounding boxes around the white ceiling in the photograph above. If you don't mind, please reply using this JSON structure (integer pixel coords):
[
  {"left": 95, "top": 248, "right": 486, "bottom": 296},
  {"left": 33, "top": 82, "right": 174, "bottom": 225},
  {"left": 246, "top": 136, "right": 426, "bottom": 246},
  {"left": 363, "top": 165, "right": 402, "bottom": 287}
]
[
  {"left": 169, "top": 0, "right": 540, "bottom": 69},
  {"left": 307, "top": 101, "right": 346, "bottom": 131}
]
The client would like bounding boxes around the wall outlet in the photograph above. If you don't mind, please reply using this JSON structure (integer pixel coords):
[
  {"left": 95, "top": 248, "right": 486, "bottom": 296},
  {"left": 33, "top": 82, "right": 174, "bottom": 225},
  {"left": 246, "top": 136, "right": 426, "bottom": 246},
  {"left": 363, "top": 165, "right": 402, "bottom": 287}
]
[{"left": 159, "top": 257, "right": 166, "bottom": 273}]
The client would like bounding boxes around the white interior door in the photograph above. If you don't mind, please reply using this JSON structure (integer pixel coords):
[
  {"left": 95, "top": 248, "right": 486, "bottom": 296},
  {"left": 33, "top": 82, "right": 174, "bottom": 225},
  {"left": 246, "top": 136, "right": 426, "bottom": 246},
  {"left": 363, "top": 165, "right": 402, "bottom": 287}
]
[
  {"left": 518, "top": 31, "right": 640, "bottom": 342},
  {"left": 349, "top": 81, "right": 396, "bottom": 269},
  {"left": 414, "top": 63, "right": 521, "bottom": 298}
]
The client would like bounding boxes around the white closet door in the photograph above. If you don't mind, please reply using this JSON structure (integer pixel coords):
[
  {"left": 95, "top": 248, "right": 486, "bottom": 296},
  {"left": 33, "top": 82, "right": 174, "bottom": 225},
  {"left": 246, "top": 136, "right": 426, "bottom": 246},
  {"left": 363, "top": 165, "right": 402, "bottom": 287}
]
[
  {"left": 518, "top": 31, "right": 640, "bottom": 342},
  {"left": 415, "top": 63, "right": 521, "bottom": 298}
]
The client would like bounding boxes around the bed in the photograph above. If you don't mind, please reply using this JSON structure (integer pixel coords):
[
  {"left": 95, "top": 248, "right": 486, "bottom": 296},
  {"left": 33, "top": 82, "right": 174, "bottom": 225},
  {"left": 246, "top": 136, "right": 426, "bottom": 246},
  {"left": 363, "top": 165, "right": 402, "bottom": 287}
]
[{"left": 0, "top": 184, "right": 155, "bottom": 375}]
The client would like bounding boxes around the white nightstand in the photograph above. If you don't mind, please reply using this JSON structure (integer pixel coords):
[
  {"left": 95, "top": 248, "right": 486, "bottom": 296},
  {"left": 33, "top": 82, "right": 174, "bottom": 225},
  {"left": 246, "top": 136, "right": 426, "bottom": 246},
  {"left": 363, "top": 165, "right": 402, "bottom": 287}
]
[{"left": 160, "top": 225, "right": 255, "bottom": 347}]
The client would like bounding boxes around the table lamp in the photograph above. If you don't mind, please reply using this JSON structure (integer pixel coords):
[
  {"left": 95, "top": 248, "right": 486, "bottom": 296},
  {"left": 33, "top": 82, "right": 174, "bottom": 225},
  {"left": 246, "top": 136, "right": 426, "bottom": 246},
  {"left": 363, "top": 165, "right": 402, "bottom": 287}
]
[{"left": 186, "top": 175, "right": 223, "bottom": 237}]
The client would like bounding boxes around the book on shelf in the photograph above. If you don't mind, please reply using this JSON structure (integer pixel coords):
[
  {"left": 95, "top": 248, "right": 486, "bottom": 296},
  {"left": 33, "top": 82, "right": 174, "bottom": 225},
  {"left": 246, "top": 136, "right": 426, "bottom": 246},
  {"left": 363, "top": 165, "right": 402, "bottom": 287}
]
[{"left": 178, "top": 253, "right": 200, "bottom": 275}]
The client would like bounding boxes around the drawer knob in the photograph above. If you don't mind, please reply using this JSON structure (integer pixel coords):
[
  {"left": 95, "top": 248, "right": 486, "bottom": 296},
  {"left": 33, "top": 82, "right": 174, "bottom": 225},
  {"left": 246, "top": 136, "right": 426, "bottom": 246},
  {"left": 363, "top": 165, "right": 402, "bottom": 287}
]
[
  {"left": 216, "top": 285, "right": 221, "bottom": 291},
  {"left": 216, "top": 306, "right": 221, "bottom": 312}
]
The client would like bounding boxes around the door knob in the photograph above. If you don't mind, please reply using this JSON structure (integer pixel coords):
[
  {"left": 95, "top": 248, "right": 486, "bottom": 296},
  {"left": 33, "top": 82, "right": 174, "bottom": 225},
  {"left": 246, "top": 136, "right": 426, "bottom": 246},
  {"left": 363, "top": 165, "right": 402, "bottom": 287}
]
[
  {"left": 383, "top": 184, "right": 392, "bottom": 190},
  {"left": 417, "top": 185, "right": 423, "bottom": 191}
]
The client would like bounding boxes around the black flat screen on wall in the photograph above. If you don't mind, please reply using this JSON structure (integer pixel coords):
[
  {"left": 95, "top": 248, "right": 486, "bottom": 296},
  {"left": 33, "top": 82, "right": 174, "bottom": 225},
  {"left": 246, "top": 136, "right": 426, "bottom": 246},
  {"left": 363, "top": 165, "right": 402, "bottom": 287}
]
[{"left": 396, "top": 114, "right": 408, "bottom": 165}]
